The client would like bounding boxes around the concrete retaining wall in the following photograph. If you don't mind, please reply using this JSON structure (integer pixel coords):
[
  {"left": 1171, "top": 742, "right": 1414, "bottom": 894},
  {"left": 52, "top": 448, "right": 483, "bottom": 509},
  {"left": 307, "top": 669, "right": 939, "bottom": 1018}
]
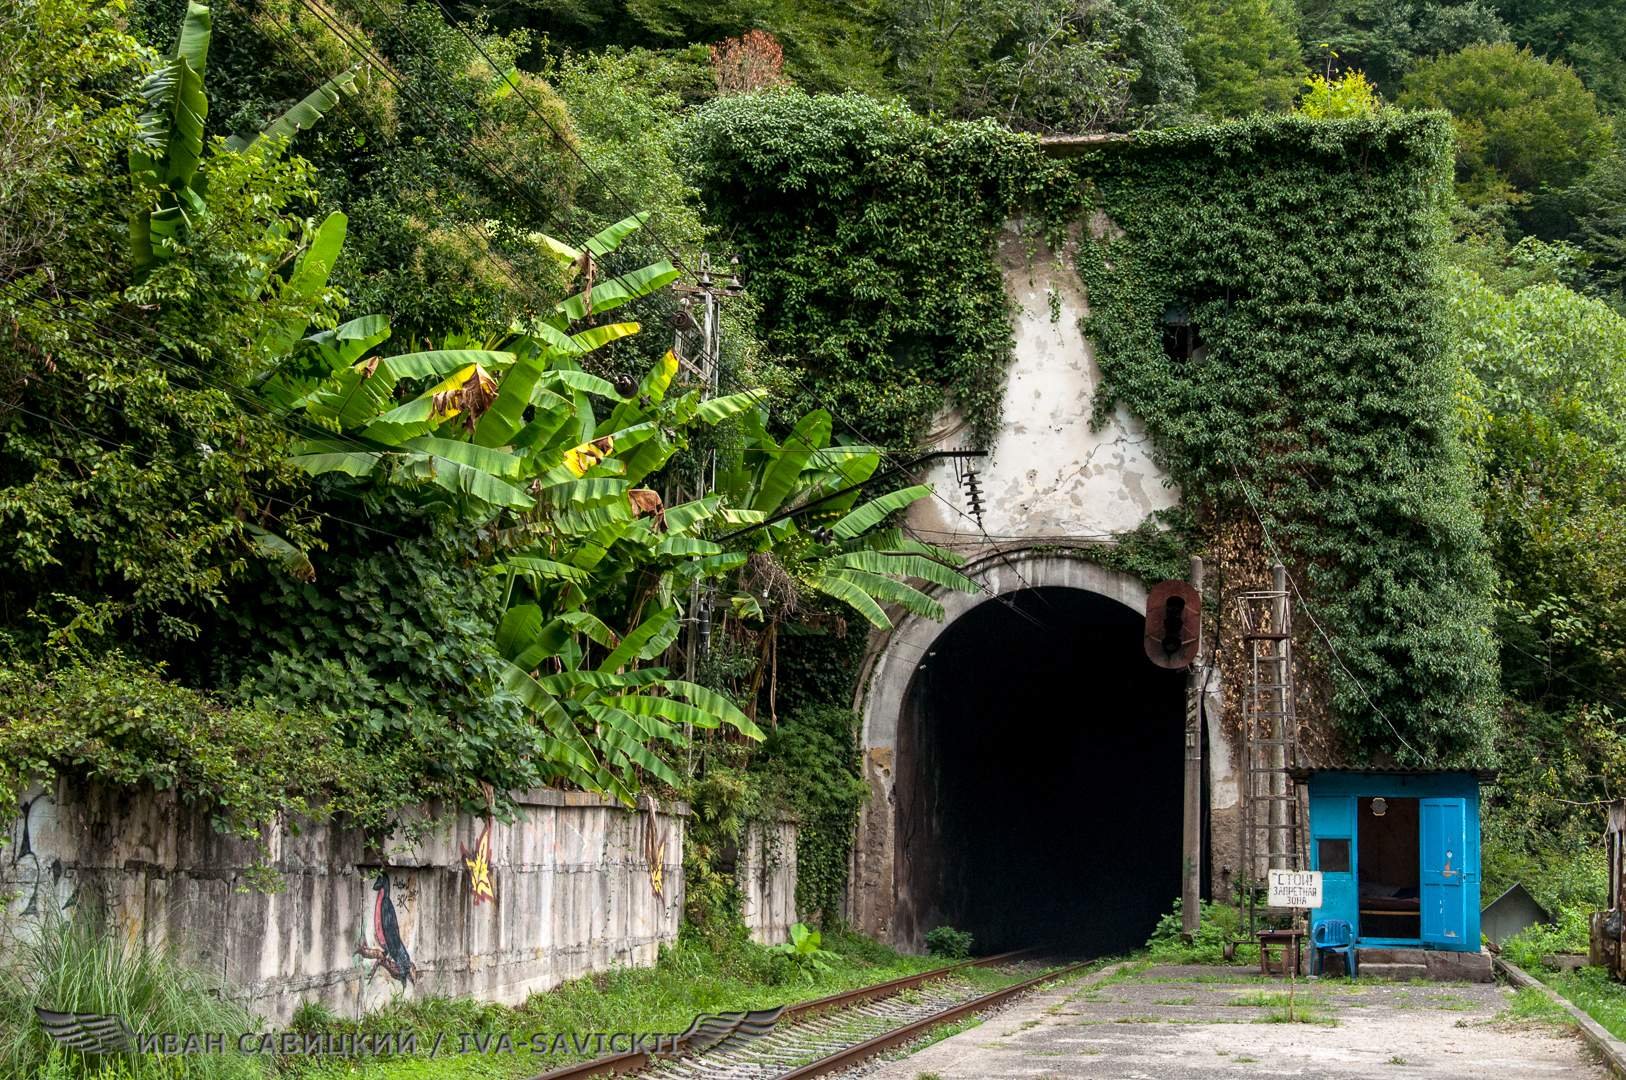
[
  {"left": 738, "top": 818, "right": 798, "bottom": 945},
  {"left": 3, "top": 780, "right": 687, "bottom": 1022}
]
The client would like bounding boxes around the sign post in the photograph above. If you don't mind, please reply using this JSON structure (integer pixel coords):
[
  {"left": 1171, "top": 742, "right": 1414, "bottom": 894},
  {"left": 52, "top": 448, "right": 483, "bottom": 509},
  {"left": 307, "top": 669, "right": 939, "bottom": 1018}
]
[{"left": 1266, "top": 870, "right": 1322, "bottom": 1019}]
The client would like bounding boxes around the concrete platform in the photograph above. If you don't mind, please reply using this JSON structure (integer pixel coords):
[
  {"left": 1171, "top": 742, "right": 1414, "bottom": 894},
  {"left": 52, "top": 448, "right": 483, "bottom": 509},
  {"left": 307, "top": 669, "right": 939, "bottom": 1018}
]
[{"left": 863, "top": 961, "right": 1604, "bottom": 1079}]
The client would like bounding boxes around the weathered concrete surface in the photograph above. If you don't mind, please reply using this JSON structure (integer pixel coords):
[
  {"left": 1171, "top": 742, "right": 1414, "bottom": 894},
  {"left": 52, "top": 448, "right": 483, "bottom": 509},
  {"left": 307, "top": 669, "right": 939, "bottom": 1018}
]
[
  {"left": 739, "top": 817, "right": 798, "bottom": 945},
  {"left": 864, "top": 963, "right": 1604, "bottom": 1079},
  {"left": 903, "top": 219, "right": 1179, "bottom": 551},
  {"left": 846, "top": 220, "right": 1247, "bottom": 944},
  {"left": 3, "top": 781, "right": 687, "bottom": 1022}
]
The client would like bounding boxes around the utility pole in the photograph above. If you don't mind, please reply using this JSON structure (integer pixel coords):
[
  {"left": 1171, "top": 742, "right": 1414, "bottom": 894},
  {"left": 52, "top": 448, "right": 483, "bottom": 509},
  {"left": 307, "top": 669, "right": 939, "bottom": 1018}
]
[
  {"left": 1182, "top": 555, "right": 1205, "bottom": 936},
  {"left": 1268, "top": 562, "right": 1289, "bottom": 870},
  {"left": 674, "top": 253, "right": 742, "bottom": 685}
]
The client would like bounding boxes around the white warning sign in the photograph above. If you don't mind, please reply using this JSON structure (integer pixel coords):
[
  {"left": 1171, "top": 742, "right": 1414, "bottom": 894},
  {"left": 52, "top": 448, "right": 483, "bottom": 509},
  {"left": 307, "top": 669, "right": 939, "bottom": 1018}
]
[{"left": 1267, "top": 869, "right": 1323, "bottom": 909}]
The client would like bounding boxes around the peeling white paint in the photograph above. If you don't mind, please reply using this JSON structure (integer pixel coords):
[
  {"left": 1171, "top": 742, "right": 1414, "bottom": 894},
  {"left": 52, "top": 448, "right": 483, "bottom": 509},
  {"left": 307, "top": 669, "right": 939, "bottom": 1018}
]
[{"left": 906, "top": 221, "right": 1178, "bottom": 550}]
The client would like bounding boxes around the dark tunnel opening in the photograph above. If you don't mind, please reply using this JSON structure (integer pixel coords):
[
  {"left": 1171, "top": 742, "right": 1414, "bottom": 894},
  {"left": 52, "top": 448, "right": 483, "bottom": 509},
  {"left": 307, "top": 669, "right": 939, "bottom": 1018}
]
[{"left": 895, "top": 586, "right": 1189, "bottom": 957}]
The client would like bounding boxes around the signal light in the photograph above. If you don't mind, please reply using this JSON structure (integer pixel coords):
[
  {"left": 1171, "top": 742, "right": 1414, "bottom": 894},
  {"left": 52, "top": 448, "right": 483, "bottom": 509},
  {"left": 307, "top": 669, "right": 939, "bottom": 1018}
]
[{"left": 1145, "top": 580, "right": 1201, "bottom": 669}]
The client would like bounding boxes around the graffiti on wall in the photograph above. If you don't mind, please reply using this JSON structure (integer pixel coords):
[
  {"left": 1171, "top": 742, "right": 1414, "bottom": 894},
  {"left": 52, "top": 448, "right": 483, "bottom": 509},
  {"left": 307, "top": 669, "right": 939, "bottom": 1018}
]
[
  {"left": 8, "top": 793, "right": 72, "bottom": 918},
  {"left": 461, "top": 781, "right": 496, "bottom": 906},
  {"left": 355, "top": 873, "right": 415, "bottom": 985},
  {"left": 462, "top": 818, "right": 495, "bottom": 906}
]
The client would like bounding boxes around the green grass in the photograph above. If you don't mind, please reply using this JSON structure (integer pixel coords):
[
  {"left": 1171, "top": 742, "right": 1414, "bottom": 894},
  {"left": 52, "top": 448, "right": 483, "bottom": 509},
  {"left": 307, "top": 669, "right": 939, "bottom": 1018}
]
[
  {"left": 285, "top": 928, "right": 950, "bottom": 1079},
  {"left": 1538, "top": 967, "right": 1626, "bottom": 1041},
  {"left": 1500, "top": 986, "right": 1573, "bottom": 1027},
  {"left": 0, "top": 911, "right": 264, "bottom": 1080}
]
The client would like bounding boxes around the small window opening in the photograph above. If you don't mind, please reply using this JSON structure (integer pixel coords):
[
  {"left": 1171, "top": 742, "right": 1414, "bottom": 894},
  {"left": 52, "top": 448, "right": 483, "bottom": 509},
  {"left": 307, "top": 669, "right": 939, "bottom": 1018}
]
[
  {"left": 1161, "top": 304, "right": 1204, "bottom": 361},
  {"left": 1317, "top": 837, "right": 1351, "bottom": 873}
]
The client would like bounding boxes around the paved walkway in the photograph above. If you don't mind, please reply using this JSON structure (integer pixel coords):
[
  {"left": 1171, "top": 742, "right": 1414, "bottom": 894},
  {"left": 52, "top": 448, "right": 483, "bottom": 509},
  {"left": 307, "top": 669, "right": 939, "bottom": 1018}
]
[{"left": 864, "top": 962, "right": 1605, "bottom": 1079}]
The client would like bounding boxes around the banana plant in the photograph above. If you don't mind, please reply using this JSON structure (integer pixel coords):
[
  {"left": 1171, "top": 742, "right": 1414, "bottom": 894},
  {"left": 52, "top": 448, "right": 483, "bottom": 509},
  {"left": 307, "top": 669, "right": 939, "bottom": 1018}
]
[
  {"left": 129, "top": 1, "right": 356, "bottom": 276},
  {"left": 260, "top": 216, "right": 732, "bottom": 517},
  {"left": 257, "top": 215, "right": 771, "bottom": 799},
  {"left": 713, "top": 408, "right": 977, "bottom": 631}
]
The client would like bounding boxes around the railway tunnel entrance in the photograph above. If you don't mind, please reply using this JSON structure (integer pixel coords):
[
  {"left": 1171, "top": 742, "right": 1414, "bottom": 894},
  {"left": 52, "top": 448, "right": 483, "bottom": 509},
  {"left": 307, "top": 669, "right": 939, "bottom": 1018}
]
[{"left": 889, "top": 583, "right": 1188, "bottom": 956}]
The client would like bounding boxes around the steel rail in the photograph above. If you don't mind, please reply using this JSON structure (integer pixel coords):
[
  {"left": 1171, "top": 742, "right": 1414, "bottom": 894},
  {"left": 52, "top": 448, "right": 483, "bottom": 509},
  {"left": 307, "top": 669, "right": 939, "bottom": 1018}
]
[
  {"left": 769, "top": 957, "right": 1095, "bottom": 1079},
  {"left": 529, "top": 949, "right": 1038, "bottom": 1080}
]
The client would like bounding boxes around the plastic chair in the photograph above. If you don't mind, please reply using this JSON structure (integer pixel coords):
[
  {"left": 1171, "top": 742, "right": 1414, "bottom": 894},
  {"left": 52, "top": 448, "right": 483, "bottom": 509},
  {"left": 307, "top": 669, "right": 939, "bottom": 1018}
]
[{"left": 1311, "top": 919, "right": 1357, "bottom": 977}]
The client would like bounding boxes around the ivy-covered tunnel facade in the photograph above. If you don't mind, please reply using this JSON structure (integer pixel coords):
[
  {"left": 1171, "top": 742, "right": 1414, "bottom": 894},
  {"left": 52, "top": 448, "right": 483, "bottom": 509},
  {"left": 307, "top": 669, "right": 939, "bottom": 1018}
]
[{"left": 893, "top": 586, "right": 1187, "bottom": 956}]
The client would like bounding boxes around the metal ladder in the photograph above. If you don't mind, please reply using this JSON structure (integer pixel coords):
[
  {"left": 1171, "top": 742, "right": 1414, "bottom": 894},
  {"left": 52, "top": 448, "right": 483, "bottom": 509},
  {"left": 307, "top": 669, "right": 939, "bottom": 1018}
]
[{"left": 1236, "top": 566, "right": 1307, "bottom": 932}]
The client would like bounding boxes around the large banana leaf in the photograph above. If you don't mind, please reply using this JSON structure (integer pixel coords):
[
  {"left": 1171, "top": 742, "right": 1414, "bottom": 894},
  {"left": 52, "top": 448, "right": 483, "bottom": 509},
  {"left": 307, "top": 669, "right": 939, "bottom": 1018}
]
[
  {"left": 539, "top": 369, "right": 620, "bottom": 398},
  {"left": 557, "top": 262, "right": 680, "bottom": 323},
  {"left": 750, "top": 410, "right": 833, "bottom": 514},
  {"left": 666, "top": 680, "right": 765, "bottom": 740},
  {"left": 693, "top": 389, "right": 767, "bottom": 425},
  {"left": 255, "top": 211, "right": 347, "bottom": 360},
  {"left": 289, "top": 439, "right": 381, "bottom": 478},
  {"left": 808, "top": 572, "right": 893, "bottom": 630},
  {"left": 229, "top": 68, "right": 358, "bottom": 152},
  {"left": 828, "top": 569, "right": 944, "bottom": 620},
  {"left": 397, "top": 437, "right": 533, "bottom": 508},
  {"left": 584, "top": 212, "right": 650, "bottom": 257},
  {"left": 598, "top": 607, "right": 680, "bottom": 673},
  {"left": 474, "top": 354, "right": 548, "bottom": 448},
  {"left": 832, "top": 484, "right": 933, "bottom": 540},
  {"left": 379, "top": 349, "right": 513, "bottom": 383},
  {"left": 664, "top": 495, "right": 724, "bottom": 534},
  {"left": 831, "top": 550, "right": 976, "bottom": 592}
]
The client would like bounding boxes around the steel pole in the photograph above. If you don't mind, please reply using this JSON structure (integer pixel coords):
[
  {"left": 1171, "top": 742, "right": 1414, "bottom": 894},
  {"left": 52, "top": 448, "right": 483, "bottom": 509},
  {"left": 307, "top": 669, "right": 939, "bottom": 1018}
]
[{"left": 1182, "top": 555, "right": 1205, "bottom": 935}]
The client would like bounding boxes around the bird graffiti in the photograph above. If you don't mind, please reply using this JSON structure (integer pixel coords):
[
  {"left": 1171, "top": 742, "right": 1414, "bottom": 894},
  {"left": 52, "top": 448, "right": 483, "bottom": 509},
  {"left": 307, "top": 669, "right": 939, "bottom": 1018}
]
[{"left": 355, "top": 873, "right": 415, "bottom": 986}]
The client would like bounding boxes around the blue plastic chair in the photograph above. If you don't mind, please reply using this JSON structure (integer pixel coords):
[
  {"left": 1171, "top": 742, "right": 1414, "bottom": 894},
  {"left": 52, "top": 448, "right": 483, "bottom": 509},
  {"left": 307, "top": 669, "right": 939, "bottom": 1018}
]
[{"left": 1311, "top": 919, "right": 1357, "bottom": 978}]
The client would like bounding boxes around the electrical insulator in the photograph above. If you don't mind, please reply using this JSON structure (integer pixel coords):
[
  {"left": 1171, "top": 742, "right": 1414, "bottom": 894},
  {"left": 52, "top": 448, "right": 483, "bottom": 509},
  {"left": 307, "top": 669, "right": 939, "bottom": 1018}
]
[{"left": 961, "top": 467, "right": 985, "bottom": 530}]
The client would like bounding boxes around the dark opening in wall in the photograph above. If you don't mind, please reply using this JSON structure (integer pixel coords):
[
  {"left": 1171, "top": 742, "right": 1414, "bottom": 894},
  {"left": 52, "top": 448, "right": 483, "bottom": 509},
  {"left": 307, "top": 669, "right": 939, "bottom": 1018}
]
[{"left": 895, "top": 586, "right": 1187, "bottom": 956}]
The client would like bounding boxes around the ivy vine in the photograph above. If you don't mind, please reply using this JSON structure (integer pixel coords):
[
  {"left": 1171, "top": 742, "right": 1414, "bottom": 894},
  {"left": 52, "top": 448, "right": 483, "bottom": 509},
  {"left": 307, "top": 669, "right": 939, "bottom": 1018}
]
[{"left": 688, "top": 97, "right": 1499, "bottom": 766}]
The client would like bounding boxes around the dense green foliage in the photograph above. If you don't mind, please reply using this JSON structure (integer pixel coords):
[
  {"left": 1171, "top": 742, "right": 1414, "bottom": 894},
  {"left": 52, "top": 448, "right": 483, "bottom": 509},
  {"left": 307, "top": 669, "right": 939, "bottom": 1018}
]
[
  {"left": 689, "top": 96, "right": 1499, "bottom": 763},
  {"left": 1169, "top": 0, "right": 1304, "bottom": 117},
  {"left": 754, "top": 706, "right": 869, "bottom": 923},
  {"left": 1075, "top": 112, "right": 1498, "bottom": 762},
  {"left": 1449, "top": 269, "right": 1626, "bottom": 900},
  {"left": 1297, "top": 0, "right": 1508, "bottom": 94},
  {"left": 1398, "top": 43, "right": 1614, "bottom": 210},
  {"left": 1, "top": 0, "right": 970, "bottom": 860},
  {"left": 10, "top": 0, "right": 1626, "bottom": 972},
  {"left": 684, "top": 92, "right": 1053, "bottom": 450}
]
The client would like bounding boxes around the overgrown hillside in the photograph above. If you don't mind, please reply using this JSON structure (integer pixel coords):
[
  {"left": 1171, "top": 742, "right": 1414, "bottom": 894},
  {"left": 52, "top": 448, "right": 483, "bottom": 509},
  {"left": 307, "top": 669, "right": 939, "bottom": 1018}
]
[{"left": 3, "top": 0, "right": 1625, "bottom": 980}]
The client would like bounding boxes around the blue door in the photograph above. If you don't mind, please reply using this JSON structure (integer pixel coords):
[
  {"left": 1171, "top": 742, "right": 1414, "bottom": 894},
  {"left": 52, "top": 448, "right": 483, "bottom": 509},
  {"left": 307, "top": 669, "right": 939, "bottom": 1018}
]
[{"left": 1420, "top": 798, "right": 1469, "bottom": 946}]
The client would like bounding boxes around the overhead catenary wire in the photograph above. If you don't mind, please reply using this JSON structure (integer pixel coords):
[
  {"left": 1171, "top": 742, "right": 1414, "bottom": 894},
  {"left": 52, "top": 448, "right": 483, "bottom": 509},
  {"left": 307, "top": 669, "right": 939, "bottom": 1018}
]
[
  {"left": 1228, "top": 462, "right": 1421, "bottom": 760},
  {"left": 276, "top": 0, "right": 687, "bottom": 322},
  {"left": 416, "top": 0, "right": 696, "bottom": 278}
]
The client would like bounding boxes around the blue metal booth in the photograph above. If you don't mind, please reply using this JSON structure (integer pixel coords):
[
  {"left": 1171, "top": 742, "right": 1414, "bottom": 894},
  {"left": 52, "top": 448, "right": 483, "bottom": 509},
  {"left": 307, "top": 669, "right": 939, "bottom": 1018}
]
[{"left": 1297, "top": 769, "right": 1485, "bottom": 952}]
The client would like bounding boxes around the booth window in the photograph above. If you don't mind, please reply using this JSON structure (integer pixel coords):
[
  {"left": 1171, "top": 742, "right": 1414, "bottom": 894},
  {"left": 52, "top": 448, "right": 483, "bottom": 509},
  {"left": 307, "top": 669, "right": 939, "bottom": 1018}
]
[{"left": 1318, "top": 837, "right": 1351, "bottom": 873}]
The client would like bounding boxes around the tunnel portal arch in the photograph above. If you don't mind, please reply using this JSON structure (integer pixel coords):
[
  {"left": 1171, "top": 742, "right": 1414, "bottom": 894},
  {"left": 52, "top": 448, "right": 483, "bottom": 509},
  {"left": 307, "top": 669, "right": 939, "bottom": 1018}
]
[{"left": 851, "top": 550, "right": 1191, "bottom": 953}]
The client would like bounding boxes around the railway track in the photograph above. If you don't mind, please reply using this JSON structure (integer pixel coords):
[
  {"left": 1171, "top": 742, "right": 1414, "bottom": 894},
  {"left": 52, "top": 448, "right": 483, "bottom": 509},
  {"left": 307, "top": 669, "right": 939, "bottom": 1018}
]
[{"left": 533, "top": 950, "right": 1094, "bottom": 1080}]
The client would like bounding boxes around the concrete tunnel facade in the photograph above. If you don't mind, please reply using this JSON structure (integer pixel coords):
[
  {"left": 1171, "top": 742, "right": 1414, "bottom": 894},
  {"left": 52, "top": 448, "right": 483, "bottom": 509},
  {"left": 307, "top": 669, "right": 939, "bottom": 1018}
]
[{"left": 846, "top": 220, "right": 1241, "bottom": 953}]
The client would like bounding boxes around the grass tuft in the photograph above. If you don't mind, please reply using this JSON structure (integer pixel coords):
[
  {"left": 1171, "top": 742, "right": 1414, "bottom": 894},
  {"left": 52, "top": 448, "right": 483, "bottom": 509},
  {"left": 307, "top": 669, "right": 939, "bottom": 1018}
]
[{"left": 0, "top": 909, "right": 265, "bottom": 1079}]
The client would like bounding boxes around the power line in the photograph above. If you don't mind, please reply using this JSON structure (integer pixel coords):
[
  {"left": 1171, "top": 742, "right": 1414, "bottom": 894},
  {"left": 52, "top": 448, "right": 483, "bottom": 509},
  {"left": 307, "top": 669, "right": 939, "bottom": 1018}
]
[
  {"left": 275, "top": 0, "right": 695, "bottom": 360},
  {"left": 417, "top": 0, "right": 695, "bottom": 278},
  {"left": 1229, "top": 463, "right": 1421, "bottom": 759}
]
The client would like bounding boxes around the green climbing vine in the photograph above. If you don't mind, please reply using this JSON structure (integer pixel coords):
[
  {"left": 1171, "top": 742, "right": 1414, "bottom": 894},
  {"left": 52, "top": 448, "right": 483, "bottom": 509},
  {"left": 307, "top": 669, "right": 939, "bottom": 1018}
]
[
  {"left": 688, "top": 95, "right": 1498, "bottom": 767},
  {"left": 1068, "top": 113, "right": 1498, "bottom": 764}
]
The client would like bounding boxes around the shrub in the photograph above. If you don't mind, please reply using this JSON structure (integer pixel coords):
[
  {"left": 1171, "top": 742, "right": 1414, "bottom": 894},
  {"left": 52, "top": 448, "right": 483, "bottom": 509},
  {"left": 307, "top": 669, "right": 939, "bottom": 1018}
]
[
  {"left": 924, "top": 925, "right": 974, "bottom": 959},
  {"left": 1145, "top": 898, "right": 1255, "bottom": 964},
  {"left": 1502, "top": 904, "right": 1591, "bottom": 970}
]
